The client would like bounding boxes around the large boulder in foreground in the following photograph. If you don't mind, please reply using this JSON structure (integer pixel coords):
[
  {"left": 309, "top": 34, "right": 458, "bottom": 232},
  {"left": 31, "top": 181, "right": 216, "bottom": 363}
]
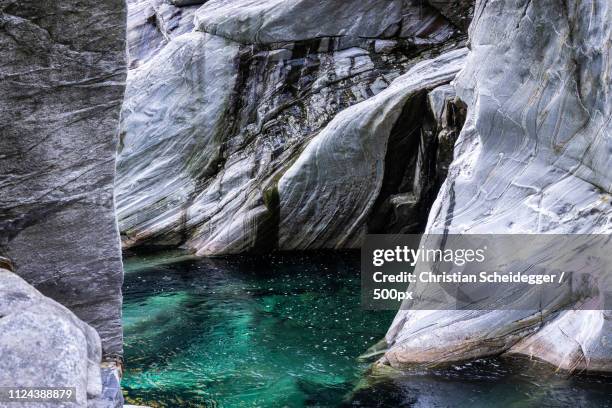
[
  {"left": 0, "top": 0, "right": 126, "bottom": 356},
  {"left": 382, "top": 0, "right": 612, "bottom": 373},
  {"left": 0, "top": 266, "right": 103, "bottom": 407}
]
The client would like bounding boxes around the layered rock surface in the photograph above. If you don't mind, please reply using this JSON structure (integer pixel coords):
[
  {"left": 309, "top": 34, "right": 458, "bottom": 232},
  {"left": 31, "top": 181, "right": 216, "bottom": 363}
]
[
  {"left": 0, "top": 0, "right": 126, "bottom": 356},
  {"left": 382, "top": 0, "right": 612, "bottom": 373},
  {"left": 118, "top": 0, "right": 611, "bottom": 374},
  {"left": 194, "top": 0, "right": 454, "bottom": 45},
  {"left": 117, "top": 0, "right": 468, "bottom": 255},
  {"left": 278, "top": 49, "right": 467, "bottom": 249}
]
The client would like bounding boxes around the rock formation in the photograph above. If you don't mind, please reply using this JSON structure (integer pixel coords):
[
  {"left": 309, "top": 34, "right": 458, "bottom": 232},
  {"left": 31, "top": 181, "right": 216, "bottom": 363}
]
[
  {"left": 127, "top": 0, "right": 200, "bottom": 68},
  {"left": 382, "top": 0, "right": 612, "bottom": 373},
  {"left": 277, "top": 49, "right": 467, "bottom": 250},
  {"left": 116, "top": 0, "right": 611, "bottom": 375},
  {"left": 0, "top": 0, "right": 126, "bottom": 361},
  {"left": 0, "top": 265, "right": 104, "bottom": 407},
  {"left": 117, "top": 0, "right": 469, "bottom": 255}
]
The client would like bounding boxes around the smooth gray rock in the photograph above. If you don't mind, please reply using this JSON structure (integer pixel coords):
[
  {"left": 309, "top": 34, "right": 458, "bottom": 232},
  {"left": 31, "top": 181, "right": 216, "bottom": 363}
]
[
  {"left": 117, "top": 0, "right": 466, "bottom": 255},
  {"left": 195, "top": 0, "right": 456, "bottom": 46},
  {"left": 126, "top": 0, "right": 167, "bottom": 68},
  {"left": 0, "top": 0, "right": 127, "bottom": 357},
  {"left": 383, "top": 0, "right": 612, "bottom": 373},
  {"left": 0, "top": 268, "right": 103, "bottom": 407},
  {"left": 151, "top": 0, "right": 198, "bottom": 38},
  {"left": 117, "top": 32, "right": 241, "bottom": 250}
]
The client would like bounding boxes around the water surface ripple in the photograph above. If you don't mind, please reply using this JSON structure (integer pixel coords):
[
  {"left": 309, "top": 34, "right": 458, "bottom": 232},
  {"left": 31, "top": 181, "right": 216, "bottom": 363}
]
[{"left": 122, "top": 251, "right": 612, "bottom": 407}]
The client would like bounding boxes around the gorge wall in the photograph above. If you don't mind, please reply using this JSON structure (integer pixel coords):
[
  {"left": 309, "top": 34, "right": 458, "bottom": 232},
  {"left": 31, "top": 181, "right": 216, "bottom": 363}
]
[
  {"left": 0, "top": 0, "right": 126, "bottom": 375},
  {"left": 116, "top": 0, "right": 470, "bottom": 255},
  {"left": 0, "top": 0, "right": 126, "bottom": 354},
  {"left": 2, "top": 0, "right": 604, "bottom": 398}
]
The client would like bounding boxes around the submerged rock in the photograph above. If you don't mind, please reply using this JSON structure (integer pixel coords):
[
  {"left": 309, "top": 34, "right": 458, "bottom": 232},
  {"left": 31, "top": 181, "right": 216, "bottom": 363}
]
[
  {"left": 117, "top": 0, "right": 467, "bottom": 255},
  {"left": 383, "top": 0, "right": 612, "bottom": 373},
  {"left": 0, "top": 0, "right": 126, "bottom": 357}
]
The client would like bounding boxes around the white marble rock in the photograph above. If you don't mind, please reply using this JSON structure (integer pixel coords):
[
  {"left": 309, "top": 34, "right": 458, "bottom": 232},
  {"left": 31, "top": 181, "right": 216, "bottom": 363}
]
[
  {"left": 116, "top": 0, "right": 465, "bottom": 255},
  {"left": 383, "top": 0, "right": 612, "bottom": 373}
]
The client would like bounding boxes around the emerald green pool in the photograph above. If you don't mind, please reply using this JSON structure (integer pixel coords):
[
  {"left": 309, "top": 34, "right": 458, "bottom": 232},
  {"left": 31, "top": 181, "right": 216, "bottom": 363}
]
[{"left": 122, "top": 251, "right": 612, "bottom": 407}]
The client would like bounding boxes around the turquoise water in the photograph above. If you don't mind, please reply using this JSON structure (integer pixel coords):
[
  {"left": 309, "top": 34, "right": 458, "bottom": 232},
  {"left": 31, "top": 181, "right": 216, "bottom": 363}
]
[
  {"left": 122, "top": 251, "right": 612, "bottom": 407},
  {"left": 122, "top": 251, "right": 395, "bottom": 407}
]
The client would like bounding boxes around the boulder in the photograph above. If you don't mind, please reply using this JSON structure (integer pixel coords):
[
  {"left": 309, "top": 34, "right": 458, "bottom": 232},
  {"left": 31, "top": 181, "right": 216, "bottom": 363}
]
[{"left": 0, "top": 268, "right": 103, "bottom": 407}]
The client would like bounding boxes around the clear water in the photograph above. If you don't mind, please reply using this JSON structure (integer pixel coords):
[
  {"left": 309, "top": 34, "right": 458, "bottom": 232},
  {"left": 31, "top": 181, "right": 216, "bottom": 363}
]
[{"left": 122, "top": 251, "right": 612, "bottom": 407}]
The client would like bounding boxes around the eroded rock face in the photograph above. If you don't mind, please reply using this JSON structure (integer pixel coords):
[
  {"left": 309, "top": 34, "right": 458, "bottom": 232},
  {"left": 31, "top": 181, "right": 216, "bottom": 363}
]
[
  {"left": 0, "top": 0, "right": 126, "bottom": 356},
  {"left": 195, "top": 0, "right": 453, "bottom": 46},
  {"left": 0, "top": 267, "right": 103, "bottom": 407},
  {"left": 117, "top": 0, "right": 467, "bottom": 255},
  {"left": 278, "top": 49, "right": 467, "bottom": 249},
  {"left": 383, "top": 0, "right": 612, "bottom": 373}
]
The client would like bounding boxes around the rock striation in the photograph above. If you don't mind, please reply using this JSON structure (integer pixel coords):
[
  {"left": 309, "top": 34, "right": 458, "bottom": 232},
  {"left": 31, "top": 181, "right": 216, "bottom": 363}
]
[
  {"left": 117, "top": 0, "right": 468, "bottom": 255},
  {"left": 127, "top": 0, "right": 201, "bottom": 68},
  {"left": 0, "top": 0, "right": 126, "bottom": 357},
  {"left": 382, "top": 0, "right": 612, "bottom": 373},
  {"left": 194, "top": 0, "right": 455, "bottom": 45}
]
